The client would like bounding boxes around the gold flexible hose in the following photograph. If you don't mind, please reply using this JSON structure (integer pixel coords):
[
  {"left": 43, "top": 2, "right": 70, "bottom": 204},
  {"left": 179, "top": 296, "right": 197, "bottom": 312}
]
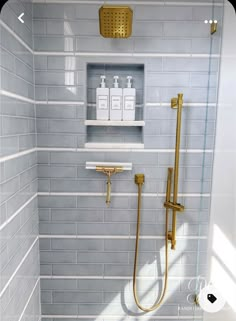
[{"left": 133, "top": 171, "right": 171, "bottom": 312}]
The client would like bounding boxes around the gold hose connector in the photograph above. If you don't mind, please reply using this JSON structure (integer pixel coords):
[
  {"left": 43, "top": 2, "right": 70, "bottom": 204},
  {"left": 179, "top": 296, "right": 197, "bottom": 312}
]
[{"left": 133, "top": 172, "right": 172, "bottom": 312}]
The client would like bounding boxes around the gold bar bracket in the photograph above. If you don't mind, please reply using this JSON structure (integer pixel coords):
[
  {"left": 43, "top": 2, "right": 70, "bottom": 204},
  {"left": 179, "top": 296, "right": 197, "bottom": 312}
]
[{"left": 211, "top": 21, "right": 217, "bottom": 35}]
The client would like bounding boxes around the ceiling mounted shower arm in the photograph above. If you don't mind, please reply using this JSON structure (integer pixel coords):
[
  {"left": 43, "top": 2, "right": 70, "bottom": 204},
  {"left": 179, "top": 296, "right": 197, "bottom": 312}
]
[{"left": 164, "top": 93, "right": 185, "bottom": 250}]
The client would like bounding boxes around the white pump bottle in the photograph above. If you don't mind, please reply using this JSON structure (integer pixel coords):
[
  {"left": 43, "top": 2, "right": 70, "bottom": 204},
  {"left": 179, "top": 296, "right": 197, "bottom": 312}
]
[
  {"left": 110, "top": 76, "right": 123, "bottom": 121},
  {"left": 123, "top": 76, "right": 136, "bottom": 121},
  {"left": 96, "top": 75, "right": 109, "bottom": 120}
]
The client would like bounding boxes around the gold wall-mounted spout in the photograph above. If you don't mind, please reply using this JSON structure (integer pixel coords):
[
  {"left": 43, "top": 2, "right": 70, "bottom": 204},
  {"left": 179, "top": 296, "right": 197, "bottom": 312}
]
[
  {"left": 164, "top": 93, "right": 185, "bottom": 250},
  {"left": 96, "top": 166, "right": 123, "bottom": 206}
]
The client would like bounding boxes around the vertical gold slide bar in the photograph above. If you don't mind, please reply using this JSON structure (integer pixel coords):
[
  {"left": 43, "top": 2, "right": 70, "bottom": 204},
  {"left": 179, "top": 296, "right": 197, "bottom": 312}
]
[{"left": 171, "top": 93, "right": 183, "bottom": 250}]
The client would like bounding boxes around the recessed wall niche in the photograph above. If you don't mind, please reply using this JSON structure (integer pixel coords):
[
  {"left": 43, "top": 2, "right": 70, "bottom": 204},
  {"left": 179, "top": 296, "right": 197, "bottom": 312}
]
[{"left": 85, "top": 63, "right": 145, "bottom": 148}]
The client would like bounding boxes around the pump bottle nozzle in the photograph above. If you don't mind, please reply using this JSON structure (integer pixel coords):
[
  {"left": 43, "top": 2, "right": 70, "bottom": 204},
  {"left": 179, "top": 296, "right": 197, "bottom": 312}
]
[
  {"left": 127, "top": 76, "right": 132, "bottom": 88},
  {"left": 113, "top": 76, "right": 119, "bottom": 88},
  {"left": 100, "top": 75, "right": 106, "bottom": 88}
]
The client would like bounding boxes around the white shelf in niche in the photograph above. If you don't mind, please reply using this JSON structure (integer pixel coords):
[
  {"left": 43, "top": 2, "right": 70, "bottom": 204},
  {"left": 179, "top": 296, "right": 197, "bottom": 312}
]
[
  {"left": 85, "top": 120, "right": 145, "bottom": 127},
  {"left": 85, "top": 143, "right": 144, "bottom": 149}
]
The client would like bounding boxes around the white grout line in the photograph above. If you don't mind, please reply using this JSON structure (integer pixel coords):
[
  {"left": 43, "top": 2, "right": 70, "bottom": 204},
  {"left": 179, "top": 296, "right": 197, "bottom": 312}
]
[
  {"left": 40, "top": 315, "right": 203, "bottom": 320},
  {"left": 38, "top": 192, "right": 158, "bottom": 197},
  {"left": 31, "top": 0, "right": 221, "bottom": 5},
  {"left": 0, "top": 148, "right": 37, "bottom": 163},
  {"left": 34, "top": 51, "right": 75, "bottom": 56},
  {"left": 36, "top": 147, "right": 214, "bottom": 153},
  {"left": 165, "top": 1, "right": 223, "bottom": 6},
  {"left": 158, "top": 193, "right": 210, "bottom": 197},
  {"left": 38, "top": 192, "right": 210, "bottom": 197},
  {"left": 18, "top": 278, "right": 40, "bottom": 321},
  {"left": 146, "top": 102, "right": 217, "bottom": 107},
  {"left": 36, "top": 101, "right": 84, "bottom": 105},
  {"left": 0, "top": 89, "right": 217, "bottom": 109},
  {"left": 40, "top": 275, "right": 205, "bottom": 280},
  {"left": 0, "top": 237, "right": 39, "bottom": 298},
  {"left": 37, "top": 147, "right": 78, "bottom": 152},
  {"left": 0, "top": 194, "right": 37, "bottom": 231},
  {"left": 1, "top": 90, "right": 217, "bottom": 110},
  {"left": 39, "top": 235, "right": 207, "bottom": 240},
  {"left": 0, "top": 20, "right": 34, "bottom": 54},
  {"left": 34, "top": 51, "right": 220, "bottom": 58}
]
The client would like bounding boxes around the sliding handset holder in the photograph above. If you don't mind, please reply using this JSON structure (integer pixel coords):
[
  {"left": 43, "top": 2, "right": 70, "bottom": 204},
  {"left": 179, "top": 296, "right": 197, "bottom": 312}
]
[{"left": 164, "top": 94, "right": 185, "bottom": 250}]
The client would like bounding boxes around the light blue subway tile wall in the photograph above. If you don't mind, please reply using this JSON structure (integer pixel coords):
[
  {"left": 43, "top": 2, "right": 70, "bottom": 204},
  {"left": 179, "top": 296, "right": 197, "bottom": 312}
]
[
  {"left": 0, "top": 1, "right": 41, "bottom": 321},
  {"left": 32, "top": 1, "right": 224, "bottom": 320}
]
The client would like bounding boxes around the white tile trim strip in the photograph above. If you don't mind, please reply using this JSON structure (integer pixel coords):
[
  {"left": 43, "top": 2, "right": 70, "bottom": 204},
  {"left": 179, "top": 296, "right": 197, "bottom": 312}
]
[
  {"left": 34, "top": 51, "right": 220, "bottom": 58},
  {"left": 40, "top": 275, "right": 204, "bottom": 280},
  {"left": 37, "top": 192, "right": 210, "bottom": 197},
  {"left": 0, "top": 90, "right": 35, "bottom": 104},
  {"left": 41, "top": 316, "right": 203, "bottom": 320},
  {"left": 37, "top": 147, "right": 78, "bottom": 152},
  {"left": 0, "top": 237, "right": 39, "bottom": 298},
  {"left": 32, "top": 0, "right": 223, "bottom": 7},
  {"left": 18, "top": 278, "right": 40, "bottom": 321},
  {"left": 36, "top": 147, "right": 213, "bottom": 153},
  {"left": 0, "top": 20, "right": 33, "bottom": 54},
  {"left": 0, "top": 148, "right": 37, "bottom": 163},
  {"left": 1, "top": 89, "right": 217, "bottom": 109},
  {"left": 0, "top": 194, "right": 37, "bottom": 231},
  {"left": 38, "top": 192, "right": 158, "bottom": 197},
  {"left": 34, "top": 51, "right": 75, "bottom": 56},
  {"left": 39, "top": 235, "right": 207, "bottom": 240},
  {"left": 146, "top": 102, "right": 217, "bottom": 107},
  {"left": 0, "top": 147, "right": 213, "bottom": 163},
  {"left": 36, "top": 101, "right": 84, "bottom": 105}
]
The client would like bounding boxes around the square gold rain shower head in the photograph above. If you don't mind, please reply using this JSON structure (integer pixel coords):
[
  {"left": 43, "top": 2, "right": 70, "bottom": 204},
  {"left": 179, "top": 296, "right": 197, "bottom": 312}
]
[{"left": 99, "top": 5, "right": 133, "bottom": 38}]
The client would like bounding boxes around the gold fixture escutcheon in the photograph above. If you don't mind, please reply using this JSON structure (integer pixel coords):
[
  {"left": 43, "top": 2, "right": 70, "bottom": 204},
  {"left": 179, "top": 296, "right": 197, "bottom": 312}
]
[{"left": 211, "top": 21, "right": 217, "bottom": 35}]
